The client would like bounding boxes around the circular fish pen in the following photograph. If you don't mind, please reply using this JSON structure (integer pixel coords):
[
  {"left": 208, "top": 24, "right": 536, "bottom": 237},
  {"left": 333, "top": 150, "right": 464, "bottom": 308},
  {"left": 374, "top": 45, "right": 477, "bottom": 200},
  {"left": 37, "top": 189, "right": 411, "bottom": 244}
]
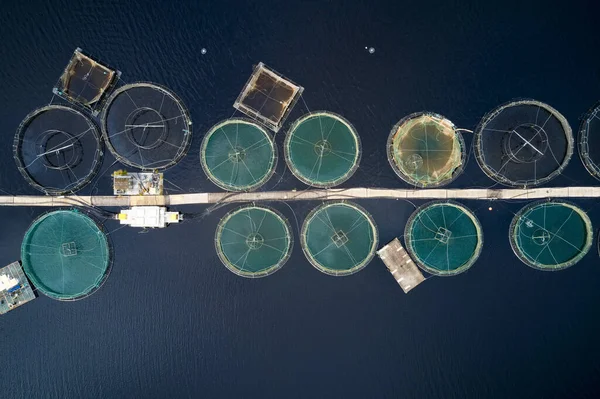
[
  {"left": 404, "top": 201, "right": 483, "bottom": 276},
  {"left": 387, "top": 112, "right": 465, "bottom": 187},
  {"left": 21, "top": 209, "right": 112, "bottom": 301},
  {"left": 13, "top": 105, "right": 103, "bottom": 195},
  {"left": 215, "top": 205, "right": 293, "bottom": 278},
  {"left": 578, "top": 102, "right": 600, "bottom": 180},
  {"left": 201, "top": 119, "right": 277, "bottom": 191},
  {"left": 300, "top": 201, "right": 378, "bottom": 276},
  {"left": 474, "top": 99, "right": 573, "bottom": 187},
  {"left": 101, "top": 82, "right": 192, "bottom": 170},
  {"left": 284, "top": 112, "right": 361, "bottom": 188},
  {"left": 509, "top": 201, "right": 592, "bottom": 271}
]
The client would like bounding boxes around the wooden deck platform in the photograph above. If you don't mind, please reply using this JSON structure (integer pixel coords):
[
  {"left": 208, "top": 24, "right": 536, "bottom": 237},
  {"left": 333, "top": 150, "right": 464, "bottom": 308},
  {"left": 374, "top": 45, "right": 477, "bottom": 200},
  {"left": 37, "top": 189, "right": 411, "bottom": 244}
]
[
  {"left": 377, "top": 238, "right": 425, "bottom": 293},
  {"left": 0, "top": 186, "right": 599, "bottom": 208}
]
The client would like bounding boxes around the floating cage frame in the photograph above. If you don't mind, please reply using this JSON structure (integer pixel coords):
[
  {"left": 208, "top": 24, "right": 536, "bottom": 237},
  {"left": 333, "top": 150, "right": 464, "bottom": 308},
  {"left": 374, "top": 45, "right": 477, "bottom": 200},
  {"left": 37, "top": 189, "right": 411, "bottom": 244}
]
[
  {"left": 284, "top": 111, "right": 362, "bottom": 188},
  {"left": 101, "top": 82, "right": 192, "bottom": 170},
  {"left": 578, "top": 102, "right": 600, "bottom": 180},
  {"left": 300, "top": 201, "right": 378, "bottom": 276},
  {"left": 21, "top": 209, "right": 113, "bottom": 301},
  {"left": 404, "top": 200, "right": 484, "bottom": 276},
  {"left": 233, "top": 62, "right": 304, "bottom": 132},
  {"left": 474, "top": 99, "right": 573, "bottom": 188},
  {"left": 52, "top": 48, "right": 121, "bottom": 116},
  {"left": 509, "top": 200, "right": 592, "bottom": 271},
  {"left": 387, "top": 112, "right": 466, "bottom": 188},
  {"left": 13, "top": 105, "right": 104, "bottom": 195},
  {"left": 201, "top": 118, "right": 278, "bottom": 192},
  {"left": 214, "top": 204, "right": 293, "bottom": 278}
]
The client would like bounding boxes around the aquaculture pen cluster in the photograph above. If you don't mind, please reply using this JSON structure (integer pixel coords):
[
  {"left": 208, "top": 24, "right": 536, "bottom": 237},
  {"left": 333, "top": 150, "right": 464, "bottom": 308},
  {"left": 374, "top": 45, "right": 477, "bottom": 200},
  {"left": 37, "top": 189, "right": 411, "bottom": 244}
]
[{"left": 3, "top": 48, "right": 600, "bottom": 312}]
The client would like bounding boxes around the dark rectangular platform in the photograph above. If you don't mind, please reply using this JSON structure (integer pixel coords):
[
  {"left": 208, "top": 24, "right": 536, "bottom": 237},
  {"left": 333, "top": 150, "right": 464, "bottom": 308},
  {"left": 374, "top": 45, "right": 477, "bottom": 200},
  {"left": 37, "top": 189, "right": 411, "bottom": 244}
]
[{"left": 233, "top": 62, "right": 303, "bottom": 132}]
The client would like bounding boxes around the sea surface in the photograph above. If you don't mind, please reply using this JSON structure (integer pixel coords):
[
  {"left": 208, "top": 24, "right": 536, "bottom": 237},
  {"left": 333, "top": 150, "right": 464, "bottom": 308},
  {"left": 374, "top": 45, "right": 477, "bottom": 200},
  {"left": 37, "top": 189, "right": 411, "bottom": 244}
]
[{"left": 1, "top": 1, "right": 600, "bottom": 398}]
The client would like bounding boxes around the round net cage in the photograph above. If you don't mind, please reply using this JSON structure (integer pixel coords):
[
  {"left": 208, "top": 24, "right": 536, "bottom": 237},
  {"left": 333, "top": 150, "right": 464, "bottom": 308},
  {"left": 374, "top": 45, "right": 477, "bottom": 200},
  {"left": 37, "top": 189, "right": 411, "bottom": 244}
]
[
  {"left": 578, "top": 102, "right": 600, "bottom": 180},
  {"left": 300, "top": 201, "right": 378, "bottom": 276},
  {"left": 509, "top": 201, "right": 592, "bottom": 271},
  {"left": 13, "top": 105, "right": 103, "bottom": 195},
  {"left": 101, "top": 82, "right": 192, "bottom": 170},
  {"left": 201, "top": 119, "right": 277, "bottom": 191},
  {"left": 387, "top": 112, "right": 465, "bottom": 187},
  {"left": 284, "top": 112, "right": 361, "bottom": 188},
  {"left": 21, "top": 209, "right": 112, "bottom": 301},
  {"left": 474, "top": 99, "right": 573, "bottom": 187},
  {"left": 215, "top": 205, "right": 293, "bottom": 278},
  {"left": 405, "top": 201, "right": 483, "bottom": 276}
]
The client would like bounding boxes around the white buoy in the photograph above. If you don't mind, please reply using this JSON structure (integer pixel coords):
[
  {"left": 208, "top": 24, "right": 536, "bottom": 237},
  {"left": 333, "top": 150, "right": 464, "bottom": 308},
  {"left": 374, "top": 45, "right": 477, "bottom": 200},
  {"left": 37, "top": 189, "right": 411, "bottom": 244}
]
[{"left": 201, "top": 48, "right": 207, "bottom": 55}]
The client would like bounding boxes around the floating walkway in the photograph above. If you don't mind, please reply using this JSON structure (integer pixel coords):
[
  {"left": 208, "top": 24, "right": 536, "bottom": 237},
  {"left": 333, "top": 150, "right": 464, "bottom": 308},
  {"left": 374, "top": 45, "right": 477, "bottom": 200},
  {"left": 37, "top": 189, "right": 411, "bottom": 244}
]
[{"left": 2, "top": 186, "right": 600, "bottom": 208}]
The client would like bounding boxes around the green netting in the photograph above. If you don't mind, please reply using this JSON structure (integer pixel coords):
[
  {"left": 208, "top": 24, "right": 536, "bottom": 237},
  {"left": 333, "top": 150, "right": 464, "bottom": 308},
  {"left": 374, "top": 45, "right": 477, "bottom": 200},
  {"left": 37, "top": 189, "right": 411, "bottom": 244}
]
[
  {"left": 284, "top": 112, "right": 361, "bottom": 188},
  {"left": 21, "top": 209, "right": 111, "bottom": 300},
  {"left": 509, "top": 201, "right": 592, "bottom": 270},
  {"left": 215, "top": 205, "right": 293, "bottom": 278},
  {"left": 201, "top": 119, "right": 277, "bottom": 191},
  {"left": 405, "top": 201, "right": 483, "bottom": 276},
  {"left": 301, "top": 201, "right": 378, "bottom": 276},
  {"left": 387, "top": 112, "right": 465, "bottom": 187}
]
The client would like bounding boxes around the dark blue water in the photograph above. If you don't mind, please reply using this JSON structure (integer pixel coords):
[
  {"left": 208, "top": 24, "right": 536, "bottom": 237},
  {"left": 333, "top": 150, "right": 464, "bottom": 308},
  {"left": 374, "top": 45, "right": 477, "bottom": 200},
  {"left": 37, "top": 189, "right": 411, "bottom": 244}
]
[{"left": 1, "top": 1, "right": 600, "bottom": 398}]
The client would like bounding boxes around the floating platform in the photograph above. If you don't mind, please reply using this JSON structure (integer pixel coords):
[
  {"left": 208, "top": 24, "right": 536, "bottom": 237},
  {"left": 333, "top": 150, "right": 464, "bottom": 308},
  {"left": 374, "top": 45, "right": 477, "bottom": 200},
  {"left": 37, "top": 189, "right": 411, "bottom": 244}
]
[
  {"left": 21, "top": 210, "right": 112, "bottom": 301},
  {"left": 233, "top": 62, "right": 303, "bottom": 132},
  {"left": 387, "top": 112, "right": 465, "bottom": 188},
  {"left": 405, "top": 201, "right": 483, "bottom": 276},
  {"left": 215, "top": 205, "right": 293, "bottom": 278},
  {"left": 300, "top": 201, "right": 378, "bottom": 276},
  {"left": 284, "top": 112, "right": 361, "bottom": 188},
  {"left": 113, "top": 170, "right": 163, "bottom": 195},
  {"left": 0, "top": 261, "right": 36, "bottom": 315},
  {"left": 53, "top": 48, "right": 120, "bottom": 116},
  {"left": 4, "top": 187, "right": 600, "bottom": 208},
  {"left": 475, "top": 99, "right": 573, "bottom": 187},
  {"left": 377, "top": 238, "right": 425, "bottom": 293},
  {"left": 118, "top": 206, "right": 181, "bottom": 228},
  {"left": 201, "top": 119, "right": 277, "bottom": 191},
  {"left": 509, "top": 201, "right": 592, "bottom": 270}
]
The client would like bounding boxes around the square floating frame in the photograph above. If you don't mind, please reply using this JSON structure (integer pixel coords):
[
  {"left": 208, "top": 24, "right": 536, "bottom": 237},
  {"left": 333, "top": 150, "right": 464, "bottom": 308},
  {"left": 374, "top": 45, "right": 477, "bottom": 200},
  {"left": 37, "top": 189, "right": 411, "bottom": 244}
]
[
  {"left": 435, "top": 227, "right": 452, "bottom": 244},
  {"left": 332, "top": 230, "right": 349, "bottom": 247},
  {"left": 61, "top": 242, "right": 77, "bottom": 257},
  {"left": 233, "top": 62, "right": 304, "bottom": 132},
  {"left": 53, "top": 48, "right": 121, "bottom": 116}
]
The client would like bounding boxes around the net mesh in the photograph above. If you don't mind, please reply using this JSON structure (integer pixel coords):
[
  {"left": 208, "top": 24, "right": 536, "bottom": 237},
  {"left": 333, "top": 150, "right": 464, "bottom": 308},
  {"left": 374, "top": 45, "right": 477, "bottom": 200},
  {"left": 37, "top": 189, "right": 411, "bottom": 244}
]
[
  {"left": 233, "top": 62, "right": 304, "bottom": 132},
  {"left": 101, "top": 83, "right": 192, "bottom": 170},
  {"left": 405, "top": 201, "right": 483, "bottom": 276},
  {"left": 284, "top": 112, "right": 361, "bottom": 188},
  {"left": 475, "top": 99, "right": 573, "bottom": 187},
  {"left": 52, "top": 48, "right": 119, "bottom": 116},
  {"left": 578, "top": 102, "right": 600, "bottom": 180},
  {"left": 387, "top": 112, "right": 465, "bottom": 187},
  {"left": 215, "top": 205, "right": 293, "bottom": 278},
  {"left": 509, "top": 201, "right": 592, "bottom": 271},
  {"left": 301, "top": 201, "right": 378, "bottom": 276},
  {"left": 13, "top": 105, "right": 103, "bottom": 195},
  {"left": 21, "top": 209, "right": 111, "bottom": 301},
  {"left": 201, "top": 119, "right": 277, "bottom": 191}
]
